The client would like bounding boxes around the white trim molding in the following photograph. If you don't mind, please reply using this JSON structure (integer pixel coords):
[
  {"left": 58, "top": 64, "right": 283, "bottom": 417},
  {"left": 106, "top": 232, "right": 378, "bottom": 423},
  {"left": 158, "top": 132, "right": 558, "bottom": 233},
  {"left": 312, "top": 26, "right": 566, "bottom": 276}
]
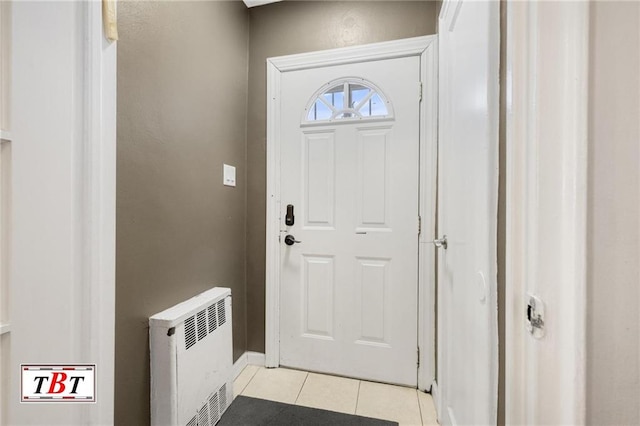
[
  {"left": 247, "top": 351, "right": 266, "bottom": 367},
  {"left": 265, "top": 36, "right": 438, "bottom": 389},
  {"left": 417, "top": 38, "right": 438, "bottom": 392},
  {"left": 81, "top": 1, "right": 117, "bottom": 424},
  {"left": 430, "top": 380, "right": 440, "bottom": 423},
  {"left": 233, "top": 352, "right": 266, "bottom": 380},
  {"left": 265, "top": 58, "right": 281, "bottom": 368},
  {"left": 505, "top": 2, "right": 589, "bottom": 424},
  {"left": 270, "top": 37, "right": 437, "bottom": 73},
  {"left": 243, "top": 0, "right": 281, "bottom": 8},
  {"left": 232, "top": 354, "right": 249, "bottom": 380}
]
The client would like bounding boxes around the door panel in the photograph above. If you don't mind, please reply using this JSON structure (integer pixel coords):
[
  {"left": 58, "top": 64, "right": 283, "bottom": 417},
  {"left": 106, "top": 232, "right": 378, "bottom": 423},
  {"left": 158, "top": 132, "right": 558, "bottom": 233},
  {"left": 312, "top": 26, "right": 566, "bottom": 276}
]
[
  {"left": 303, "top": 132, "right": 335, "bottom": 228},
  {"left": 279, "top": 56, "right": 420, "bottom": 386},
  {"left": 357, "top": 128, "right": 391, "bottom": 229},
  {"left": 437, "top": 0, "right": 500, "bottom": 424},
  {"left": 356, "top": 257, "right": 390, "bottom": 345},
  {"left": 302, "top": 255, "right": 334, "bottom": 338}
]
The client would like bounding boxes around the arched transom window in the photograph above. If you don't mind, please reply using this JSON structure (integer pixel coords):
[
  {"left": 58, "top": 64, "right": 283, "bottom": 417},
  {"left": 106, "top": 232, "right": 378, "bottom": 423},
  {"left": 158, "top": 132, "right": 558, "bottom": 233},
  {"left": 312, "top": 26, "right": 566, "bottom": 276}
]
[{"left": 303, "top": 78, "right": 393, "bottom": 124}]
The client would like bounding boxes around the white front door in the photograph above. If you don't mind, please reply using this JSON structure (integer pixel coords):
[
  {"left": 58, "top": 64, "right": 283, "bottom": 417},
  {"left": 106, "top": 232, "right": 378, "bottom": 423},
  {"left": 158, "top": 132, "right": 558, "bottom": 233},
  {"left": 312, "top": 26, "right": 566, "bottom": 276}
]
[
  {"left": 437, "top": 0, "right": 499, "bottom": 424},
  {"left": 278, "top": 55, "right": 421, "bottom": 386}
]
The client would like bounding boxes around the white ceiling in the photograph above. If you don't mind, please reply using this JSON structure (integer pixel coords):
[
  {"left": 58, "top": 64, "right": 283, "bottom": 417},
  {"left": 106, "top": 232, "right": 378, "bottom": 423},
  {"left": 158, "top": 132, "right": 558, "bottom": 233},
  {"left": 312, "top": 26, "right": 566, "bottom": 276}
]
[{"left": 243, "top": 0, "right": 282, "bottom": 8}]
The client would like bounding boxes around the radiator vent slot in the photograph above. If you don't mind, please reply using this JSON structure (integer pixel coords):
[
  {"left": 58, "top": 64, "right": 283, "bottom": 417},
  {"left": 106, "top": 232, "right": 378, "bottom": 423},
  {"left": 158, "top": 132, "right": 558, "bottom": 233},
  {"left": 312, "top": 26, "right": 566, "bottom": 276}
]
[
  {"left": 217, "top": 300, "right": 226, "bottom": 326},
  {"left": 198, "top": 404, "right": 209, "bottom": 426},
  {"left": 209, "top": 392, "right": 220, "bottom": 424},
  {"left": 187, "top": 302, "right": 226, "bottom": 350},
  {"left": 195, "top": 383, "right": 228, "bottom": 426},
  {"left": 186, "top": 416, "right": 197, "bottom": 426},
  {"left": 197, "top": 309, "right": 207, "bottom": 341},
  {"left": 184, "top": 316, "right": 197, "bottom": 350},
  {"left": 208, "top": 304, "right": 217, "bottom": 333},
  {"left": 219, "top": 383, "right": 227, "bottom": 412}
]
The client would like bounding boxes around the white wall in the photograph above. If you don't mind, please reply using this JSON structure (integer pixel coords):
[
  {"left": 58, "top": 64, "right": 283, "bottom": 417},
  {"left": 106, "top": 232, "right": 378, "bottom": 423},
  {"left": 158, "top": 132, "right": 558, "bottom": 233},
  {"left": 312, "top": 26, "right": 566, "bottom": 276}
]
[
  {"left": 587, "top": 2, "right": 640, "bottom": 424},
  {"left": 5, "top": 1, "right": 116, "bottom": 424}
]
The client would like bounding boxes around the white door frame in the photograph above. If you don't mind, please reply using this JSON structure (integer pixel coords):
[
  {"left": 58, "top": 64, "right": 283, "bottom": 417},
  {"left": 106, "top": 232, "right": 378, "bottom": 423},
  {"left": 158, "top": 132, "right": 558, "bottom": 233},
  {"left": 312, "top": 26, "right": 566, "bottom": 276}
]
[
  {"left": 505, "top": 2, "right": 588, "bottom": 424},
  {"left": 83, "top": 2, "right": 117, "bottom": 422},
  {"left": 265, "top": 35, "right": 438, "bottom": 390},
  {"left": 4, "top": 1, "right": 116, "bottom": 423}
]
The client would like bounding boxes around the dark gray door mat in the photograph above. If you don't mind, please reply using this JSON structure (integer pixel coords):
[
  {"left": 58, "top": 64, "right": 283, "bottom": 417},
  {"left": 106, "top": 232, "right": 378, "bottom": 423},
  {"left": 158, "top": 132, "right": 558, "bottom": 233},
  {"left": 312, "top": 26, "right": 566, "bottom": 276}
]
[{"left": 218, "top": 396, "right": 399, "bottom": 426}]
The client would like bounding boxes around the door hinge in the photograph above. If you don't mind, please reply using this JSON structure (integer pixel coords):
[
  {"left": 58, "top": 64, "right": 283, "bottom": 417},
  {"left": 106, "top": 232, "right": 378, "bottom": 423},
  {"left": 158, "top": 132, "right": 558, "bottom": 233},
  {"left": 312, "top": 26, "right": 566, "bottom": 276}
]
[
  {"left": 418, "top": 82, "right": 423, "bottom": 102},
  {"left": 417, "top": 347, "right": 420, "bottom": 367},
  {"left": 418, "top": 215, "right": 422, "bottom": 235}
]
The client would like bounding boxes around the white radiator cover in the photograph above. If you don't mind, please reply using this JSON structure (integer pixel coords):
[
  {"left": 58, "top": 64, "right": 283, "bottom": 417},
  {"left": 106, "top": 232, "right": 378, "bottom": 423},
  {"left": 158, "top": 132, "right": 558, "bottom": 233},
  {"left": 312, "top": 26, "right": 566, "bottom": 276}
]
[{"left": 150, "top": 287, "right": 233, "bottom": 426}]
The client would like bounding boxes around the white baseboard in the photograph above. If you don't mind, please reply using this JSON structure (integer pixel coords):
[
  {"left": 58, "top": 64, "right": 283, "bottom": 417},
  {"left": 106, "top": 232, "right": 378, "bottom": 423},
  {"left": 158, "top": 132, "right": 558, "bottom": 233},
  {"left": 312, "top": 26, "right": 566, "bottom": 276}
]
[
  {"left": 247, "top": 351, "right": 266, "bottom": 366},
  {"left": 232, "top": 351, "right": 266, "bottom": 380},
  {"left": 232, "top": 353, "right": 249, "bottom": 380},
  {"left": 418, "top": 376, "right": 433, "bottom": 393},
  {"left": 431, "top": 380, "right": 441, "bottom": 423}
]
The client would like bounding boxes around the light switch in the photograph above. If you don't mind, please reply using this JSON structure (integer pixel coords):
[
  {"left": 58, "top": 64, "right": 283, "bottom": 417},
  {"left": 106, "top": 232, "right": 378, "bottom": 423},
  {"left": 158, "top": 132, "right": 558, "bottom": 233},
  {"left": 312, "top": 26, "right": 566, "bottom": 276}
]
[{"left": 223, "top": 164, "right": 236, "bottom": 187}]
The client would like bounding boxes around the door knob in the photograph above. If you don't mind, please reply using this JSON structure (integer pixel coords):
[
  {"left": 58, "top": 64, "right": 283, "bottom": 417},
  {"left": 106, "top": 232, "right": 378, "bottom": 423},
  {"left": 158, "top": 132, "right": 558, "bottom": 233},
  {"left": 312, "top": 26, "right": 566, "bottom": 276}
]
[
  {"left": 284, "top": 235, "right": 301, "bottom": 246},
  {"left": 430, "top": 235, "right": 448, "bottom": 249}
]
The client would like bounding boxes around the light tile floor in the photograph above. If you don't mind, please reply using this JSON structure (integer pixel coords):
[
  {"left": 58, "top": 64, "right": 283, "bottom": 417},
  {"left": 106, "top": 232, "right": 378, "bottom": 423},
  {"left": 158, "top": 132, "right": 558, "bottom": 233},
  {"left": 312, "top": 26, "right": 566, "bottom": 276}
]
[{"left": 233, "top": 366, "right": 439, "bottom": 426}]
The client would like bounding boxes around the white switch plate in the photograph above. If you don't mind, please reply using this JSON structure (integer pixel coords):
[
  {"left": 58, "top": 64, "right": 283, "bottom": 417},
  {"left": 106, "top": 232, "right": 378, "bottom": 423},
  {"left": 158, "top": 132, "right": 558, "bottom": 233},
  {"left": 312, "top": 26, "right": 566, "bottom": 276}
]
[{"left": 223, "top": 164, "right": 236, "bottom": 187}]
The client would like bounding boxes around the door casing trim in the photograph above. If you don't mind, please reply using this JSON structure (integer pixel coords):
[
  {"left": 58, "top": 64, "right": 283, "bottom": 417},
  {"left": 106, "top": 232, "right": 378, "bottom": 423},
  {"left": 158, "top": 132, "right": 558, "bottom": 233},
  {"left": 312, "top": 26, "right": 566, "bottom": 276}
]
[
  {"left": 265, "top": 35, "right": 438, "bottom": 390},
  {"left": 505, "top": 2, "right": 588, "bottom": 424}
]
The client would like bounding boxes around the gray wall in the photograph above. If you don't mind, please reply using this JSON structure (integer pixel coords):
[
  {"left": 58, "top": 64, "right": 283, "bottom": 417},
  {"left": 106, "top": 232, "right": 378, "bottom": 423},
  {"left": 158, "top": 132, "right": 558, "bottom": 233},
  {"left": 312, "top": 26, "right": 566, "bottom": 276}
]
[
  {"left": 245, "top": 0, "right": 438, "bottom": 353},
  {"left": 587, "top": 2, "right": 640, "bottom": 424},
  {"left": 115, "top": 2, "right": 249, "bottom": 424}
]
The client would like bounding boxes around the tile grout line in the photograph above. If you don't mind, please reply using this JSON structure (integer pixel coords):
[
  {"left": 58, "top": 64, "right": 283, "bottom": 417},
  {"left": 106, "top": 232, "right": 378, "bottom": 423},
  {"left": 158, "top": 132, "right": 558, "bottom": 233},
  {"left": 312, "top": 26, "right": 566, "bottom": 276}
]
[
  {"left": 238, "top": 366, "right": 261, "bottom": 396},
  {"left": 234, "top": 366, "right": 248, "bottom": 397},
  {"left": 294, "top": 371, "right": 310, "bottom": 405},
  {"left": 354, "top": 380, "right": 362, "bottom": 415},
  {"left": 416, "top": 389, "right": 425, "bottom": 426}
]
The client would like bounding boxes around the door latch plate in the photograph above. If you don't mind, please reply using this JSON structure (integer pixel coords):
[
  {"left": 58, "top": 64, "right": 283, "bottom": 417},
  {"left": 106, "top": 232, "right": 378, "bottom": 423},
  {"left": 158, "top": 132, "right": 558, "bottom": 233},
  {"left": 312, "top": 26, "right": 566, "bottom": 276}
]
[{"left": 526, "top": 294, "right": 545, "bottom": 338}]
